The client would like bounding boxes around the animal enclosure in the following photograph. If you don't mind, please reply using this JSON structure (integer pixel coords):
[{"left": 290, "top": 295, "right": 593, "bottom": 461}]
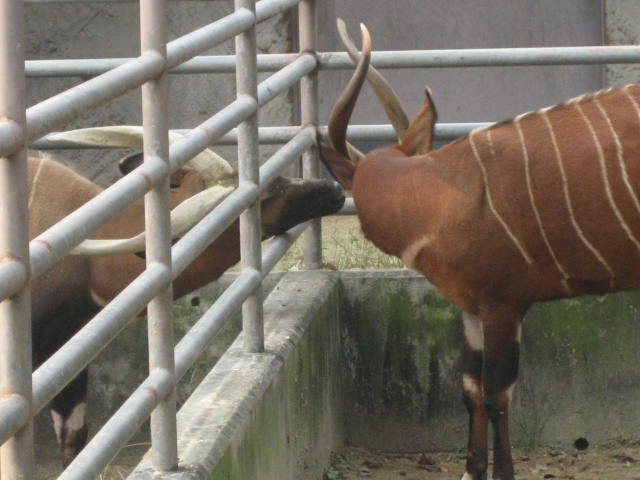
[{"left": 1, "top": 1, "right": 640, "bottom": 479}]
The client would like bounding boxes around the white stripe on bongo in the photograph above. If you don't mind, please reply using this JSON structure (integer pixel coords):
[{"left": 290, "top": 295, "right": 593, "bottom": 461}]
[
  {"left": 619, "top": 86, "right": 640, "bottom": 216},
  {"left": 515, "top": 117, "right": 569, "bottom": 279},
  {"left": 469, "top": 130, "right": 533, "bottom": 264},
  {"left": 463, "top": 373, "right": 482, "bottom": 397},
  {"left": 590, "top": 99, "right": 640, "bottom": 252},
  {"left": 28, "top": 156, "right": 46, "bottom": 208},
  {"left": 543, "top": 109, "right": 614, "bottom": 277},
  {"left": 400, "top": 233, "right": 436, "bottom": 270}
]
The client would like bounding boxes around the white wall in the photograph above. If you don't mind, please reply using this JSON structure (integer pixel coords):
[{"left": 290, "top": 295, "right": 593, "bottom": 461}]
[{"left": 318, "top": 0, "right": 604, "bottom": 139}]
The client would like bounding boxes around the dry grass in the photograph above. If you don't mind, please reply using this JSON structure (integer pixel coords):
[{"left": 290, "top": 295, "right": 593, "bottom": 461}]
[{"left": 274, "top": 215, "right": 404, "bottom": 271}]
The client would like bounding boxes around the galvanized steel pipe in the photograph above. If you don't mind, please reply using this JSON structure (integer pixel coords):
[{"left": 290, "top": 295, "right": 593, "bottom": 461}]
[
  {"left": 0, "top": 260, "right": 28, "bottom": 303},
  {"left": 166, "top": 7, "right": 255, "bottom": 70},
  {"left": 0, "top": 0, "right": 34, "bottom": 476},
  {"left": 141, "top": 0, "right": 178, "bottom": 471},
  {"left": 174, "top": 268, "right": 262, "bottom": 379},
  {"left": 316, "top": 45, "right": 640, "bottom": 69},
  {"left": 28, "top": 156, "right": 169, "bottom": 281},
  {"left": 168, "top": 95, "right": 256, "bottom": 171},
  {"left": 256, "top": 53, "right": 317, "bottom": 106},
  {"left": 25, "top": 45, "right": 640, "bottom": 79},
  {"left": 57, "top": 369, "right": 174, "bottom": 480},
  {"left": 299, "top": 0, "right": 322, "bottom": 269},
  {"left": 255, "top": 0, "right": 300, "bottom": 22},
  {"left": 172, "top": 129, "right": 313, "bottom": 377},
  {"left": 24, "top": 52, "right": 165, "bottom": 146},
  {"left": 25, "top": 54, "right": 301, "bottom": 77},
  {"left": 259, "top": 126, "right": 314, "bottom": 186},
  {"left": 171, "top": 182, "right": 259, "bottom": 277},
  {"left": 235, "top": 0, "right": 264, "bottom": 354},
  {"left": 261, "top": 221, "right": 306, "bottom": 273},
  {"left": 0, "top": 395, "right": 30, "bottom": 447}
]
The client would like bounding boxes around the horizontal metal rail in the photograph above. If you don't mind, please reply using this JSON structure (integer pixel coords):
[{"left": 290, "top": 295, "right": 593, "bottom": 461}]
[
  {"left": 1, "top": 0, "right": 294, "bottom": 158},
  {"left": 25, "top": 0, "right": 231, "bottom": 2},
  {"left": 25, "top": 45, "right": 640, "bottom": 78},
  {"left": 25, "top": 54, "right": 299, "bottom": 77},
  {"left": 24, "top": 52, "right": 165, "bottom": 148},
  {"left": 34, "top": 123, "right": 491, "bottom": 153},
  {"left": 316, "top": 45, "right": 640, "bottom": 69}
]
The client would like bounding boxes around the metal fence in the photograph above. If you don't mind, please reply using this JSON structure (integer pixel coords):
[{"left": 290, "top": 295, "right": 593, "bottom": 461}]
[{"left": 1, "top": 1, "right": 640, "bottom": 479}]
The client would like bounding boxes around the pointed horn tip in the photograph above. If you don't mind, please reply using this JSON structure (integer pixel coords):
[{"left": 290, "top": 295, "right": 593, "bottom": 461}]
[{"left": 359, "top": 24, "right": 372, "bottom": 51}]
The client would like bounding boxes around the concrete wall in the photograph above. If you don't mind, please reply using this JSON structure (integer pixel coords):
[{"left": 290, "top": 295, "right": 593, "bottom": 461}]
[
  {"left": 605, "top": 0, "right": 640, "bottom": 85},
  {"left": 129, "top": 271, "right": 344, "bottom": 480},
  {"left": 26, "top": 1, "right": 608, "bottom": 185},
  {"left": 318, "top": 0, "right": 604, "bottom": 151},
  {"left": 113, "top": 270, "right": 640, "bottom": 480},
  {"left": 340, "top": 271, "right": 640, "bottom": 451}
]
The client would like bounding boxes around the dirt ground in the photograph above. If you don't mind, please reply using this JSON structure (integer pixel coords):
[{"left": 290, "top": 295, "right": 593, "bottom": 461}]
[{"left": 326, "top": 441, "right": 640, "bottom": 480}]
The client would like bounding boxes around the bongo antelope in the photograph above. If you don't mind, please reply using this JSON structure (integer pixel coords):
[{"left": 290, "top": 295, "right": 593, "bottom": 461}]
[
  {"left": 319, "top": 22, "right": 640, "bottom": 480},
  {"left": 28, "top": 127, "right": 344, "bottom": 466}
]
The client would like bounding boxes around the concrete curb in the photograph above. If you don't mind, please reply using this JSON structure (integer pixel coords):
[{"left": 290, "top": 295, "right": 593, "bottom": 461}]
[{"left": 128, "top": 270, "right": 341, "bottom": 480}]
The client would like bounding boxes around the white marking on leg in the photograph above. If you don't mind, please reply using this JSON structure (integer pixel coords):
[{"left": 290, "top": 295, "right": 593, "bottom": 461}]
[
  {"left": 506, "top": 382, "right": 516, "bottom": 404},
  {"left": 469, "top": 130, "right": 533, "bottom": 264},
  {"left": 463, "top": 373, "right": 482, "bottom": 397},
  {"left": 400, "top": 234, "right": 436, "bottom": 269},
  {"left": 540, "top": 111, "right": 614, "bottom": 277},
  {"left": 51, "top": 409, "right": 64, "bottom": 444},
  {"left": 50, "top": 402, "right": 87, "bottom": 442},
  {"left": 580, "top": 100, "right": 640, "bottom": 252},
  {"left": 516, "top": 117, "right": 568, "bottom": 280},
  {"left": 461, "top": 472, "right": 474, "bottom": 480},
  {"left": 66, "top": 402, "right": 87, "bottom": 432},
  {"left": 463, "top": 313, "right": 484, "bottom": 352}
]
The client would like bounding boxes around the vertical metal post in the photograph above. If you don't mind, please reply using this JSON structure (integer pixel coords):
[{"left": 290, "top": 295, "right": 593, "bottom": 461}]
[
  {"left": 299, "top": 0, "right": 322, "bottom": 269},
  {"left": 140, "top": 0, "right": 178, "bottom": 471},
  {"left": 0, "top": 0, "right": 33, "bottom": 478},
  {"left": 235, "top": 0, "right": 264, "bottom": 353}
]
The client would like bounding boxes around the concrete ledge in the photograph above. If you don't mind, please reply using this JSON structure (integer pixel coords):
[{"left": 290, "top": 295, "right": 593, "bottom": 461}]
[
  {"left": 128, "top": 270, "right": 343, "bottom": 480},
  {"left": 126, "top": 270, "right": 640, "bottom": 479}
]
